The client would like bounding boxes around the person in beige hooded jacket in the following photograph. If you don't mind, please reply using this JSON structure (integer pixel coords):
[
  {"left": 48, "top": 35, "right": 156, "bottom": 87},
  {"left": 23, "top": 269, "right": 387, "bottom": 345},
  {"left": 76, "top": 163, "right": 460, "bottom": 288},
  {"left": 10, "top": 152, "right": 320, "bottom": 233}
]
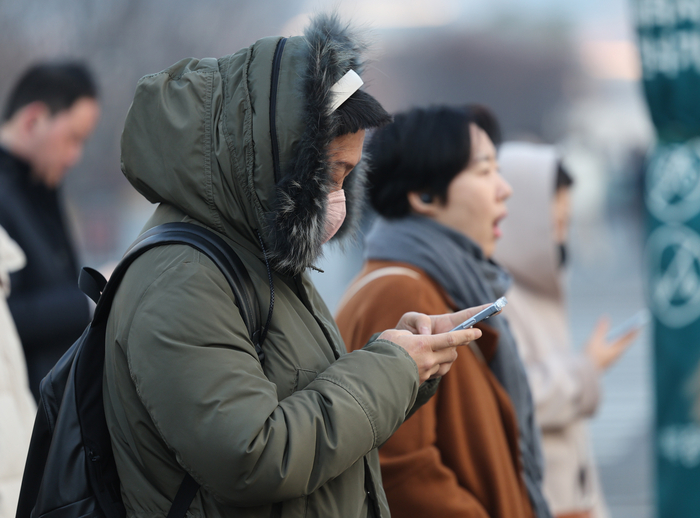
[
  {"left": 0, "top": 225, "right": 36, "bottom": 518},
  {"left": 494, "top": 143, "right": 637, "bottom": 518}
]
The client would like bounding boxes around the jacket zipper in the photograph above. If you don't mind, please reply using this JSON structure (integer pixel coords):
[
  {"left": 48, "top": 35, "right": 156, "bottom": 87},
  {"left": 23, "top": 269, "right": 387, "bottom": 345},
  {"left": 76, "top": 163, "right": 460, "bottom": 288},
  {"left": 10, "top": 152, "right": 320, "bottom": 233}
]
[{"left": 270, "top": 37, "right": 287, "bottom": 184}]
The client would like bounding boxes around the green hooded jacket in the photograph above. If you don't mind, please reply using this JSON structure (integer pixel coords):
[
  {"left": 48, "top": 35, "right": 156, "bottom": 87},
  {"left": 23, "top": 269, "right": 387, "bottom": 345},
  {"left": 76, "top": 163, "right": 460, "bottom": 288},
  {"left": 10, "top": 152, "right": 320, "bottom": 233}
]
[{"left": 104, "top": 14, "right": 431, "bottom": 518}]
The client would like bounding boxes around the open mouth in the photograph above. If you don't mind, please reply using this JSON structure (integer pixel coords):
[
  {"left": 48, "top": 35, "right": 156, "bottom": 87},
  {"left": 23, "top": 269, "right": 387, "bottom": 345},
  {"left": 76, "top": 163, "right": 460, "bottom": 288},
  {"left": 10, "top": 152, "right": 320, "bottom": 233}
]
[{"left": 493, "top": 212, "right": 507, "bottom": 239}]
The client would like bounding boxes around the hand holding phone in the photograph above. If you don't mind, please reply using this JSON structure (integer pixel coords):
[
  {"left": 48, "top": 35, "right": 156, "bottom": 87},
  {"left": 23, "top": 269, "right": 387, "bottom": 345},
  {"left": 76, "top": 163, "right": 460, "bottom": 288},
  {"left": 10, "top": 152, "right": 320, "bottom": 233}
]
[
  {"left": 450, "top": 297, "right": 507, "bottom": 332},
  {"left": 586, "top": 310, "right": 646, "bottom": 371},
  {"left": 606, "top": 309, "right": 650, "bottom": 341}
]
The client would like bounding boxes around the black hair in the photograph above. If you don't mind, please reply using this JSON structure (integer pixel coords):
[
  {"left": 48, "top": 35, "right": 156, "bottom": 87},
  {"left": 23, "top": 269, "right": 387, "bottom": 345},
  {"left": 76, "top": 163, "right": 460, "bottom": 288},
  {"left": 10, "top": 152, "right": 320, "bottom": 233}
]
[
  {"left": 469, "top": 104, "right": 502, "bottom": 148},
  {"left": 3, "top": 62, "right": 98, "bottom": 121},
  {"left": 555, "top": 163, "right": 574, "bottom": 190},
  {"left": 366, "top": 104, "right": 501, "bottom": 219},
  {"left": 333, "top": 89, "right": 392, "bottom": 137}
]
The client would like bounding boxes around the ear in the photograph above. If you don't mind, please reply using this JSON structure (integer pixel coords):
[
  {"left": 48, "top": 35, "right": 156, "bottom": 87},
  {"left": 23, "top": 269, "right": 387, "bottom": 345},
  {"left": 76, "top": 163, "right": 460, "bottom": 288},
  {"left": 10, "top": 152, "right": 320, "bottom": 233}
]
[
  {"left": 16, "top": 101, "right": 50, "bottom": 136},
  {"left": 408, "top": 191, "right": 441, "bottom": 217}
]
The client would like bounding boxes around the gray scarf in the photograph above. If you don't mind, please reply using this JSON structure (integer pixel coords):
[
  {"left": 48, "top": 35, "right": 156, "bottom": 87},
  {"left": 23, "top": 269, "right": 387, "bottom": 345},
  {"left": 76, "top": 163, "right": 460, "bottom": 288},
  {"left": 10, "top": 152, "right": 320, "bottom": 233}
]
[{"left": 365, "top": 215, "right": 552, "bottom": 518}]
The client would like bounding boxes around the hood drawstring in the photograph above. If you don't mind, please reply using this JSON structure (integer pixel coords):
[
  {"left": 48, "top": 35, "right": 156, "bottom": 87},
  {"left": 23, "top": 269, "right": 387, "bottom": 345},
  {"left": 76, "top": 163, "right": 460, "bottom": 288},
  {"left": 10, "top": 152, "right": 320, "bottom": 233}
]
[{"left": 256, "top": 231, "right": 275, "bottom": 354}]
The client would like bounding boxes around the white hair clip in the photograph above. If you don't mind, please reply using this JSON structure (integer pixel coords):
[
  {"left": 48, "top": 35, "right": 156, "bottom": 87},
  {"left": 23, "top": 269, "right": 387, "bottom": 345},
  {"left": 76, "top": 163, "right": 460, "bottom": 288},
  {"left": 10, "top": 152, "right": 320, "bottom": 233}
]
[{"left": 329, "top": 70, "right": 364, "bottom": 113}]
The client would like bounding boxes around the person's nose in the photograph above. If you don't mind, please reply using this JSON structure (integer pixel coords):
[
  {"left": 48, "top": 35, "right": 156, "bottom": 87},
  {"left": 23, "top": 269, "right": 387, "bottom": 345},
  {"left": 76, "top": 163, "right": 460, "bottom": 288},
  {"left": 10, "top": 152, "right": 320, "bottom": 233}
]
[{"left": 497, "top": 173, "right": 512, "bottom": 201}]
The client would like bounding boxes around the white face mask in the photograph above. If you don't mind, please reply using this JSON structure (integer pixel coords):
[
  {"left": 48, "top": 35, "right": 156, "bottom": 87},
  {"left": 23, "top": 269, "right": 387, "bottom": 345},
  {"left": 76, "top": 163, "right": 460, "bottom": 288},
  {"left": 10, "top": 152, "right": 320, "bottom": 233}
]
[{"left": 322, "top": 189, "right": 346, "bottom": 244}]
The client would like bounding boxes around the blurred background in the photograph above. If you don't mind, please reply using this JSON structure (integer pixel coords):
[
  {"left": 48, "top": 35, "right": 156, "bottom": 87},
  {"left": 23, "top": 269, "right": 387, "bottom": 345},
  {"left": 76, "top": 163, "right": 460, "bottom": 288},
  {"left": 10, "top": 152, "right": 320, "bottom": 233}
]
[{"left": 0, "top": 1, "right": 654, "bottom": 516}]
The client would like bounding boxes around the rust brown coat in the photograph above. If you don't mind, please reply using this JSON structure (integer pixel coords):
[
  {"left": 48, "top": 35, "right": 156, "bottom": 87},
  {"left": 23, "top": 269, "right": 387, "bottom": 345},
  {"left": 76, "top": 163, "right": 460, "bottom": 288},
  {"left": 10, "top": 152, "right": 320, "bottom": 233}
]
[{"left": 336, "top": 260, "right": 535, "bottom": 518}]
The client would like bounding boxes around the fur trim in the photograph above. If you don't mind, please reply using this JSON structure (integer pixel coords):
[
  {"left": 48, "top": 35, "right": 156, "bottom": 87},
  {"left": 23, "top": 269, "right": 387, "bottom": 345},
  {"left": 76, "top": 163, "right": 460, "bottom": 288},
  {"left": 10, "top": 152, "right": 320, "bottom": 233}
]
[{"left": 267, "top": 13, "right": 367, "bottom": 275}]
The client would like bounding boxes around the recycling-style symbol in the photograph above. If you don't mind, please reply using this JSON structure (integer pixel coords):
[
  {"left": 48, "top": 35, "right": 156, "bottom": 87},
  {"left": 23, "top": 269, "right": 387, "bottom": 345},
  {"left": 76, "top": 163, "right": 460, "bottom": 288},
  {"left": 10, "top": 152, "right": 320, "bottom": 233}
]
[
  {"left": 647, "top": 224, "right": 700, "bottom": 328},
  {"left": 646, "top": 139, "right": 700, "bottom": 223}
]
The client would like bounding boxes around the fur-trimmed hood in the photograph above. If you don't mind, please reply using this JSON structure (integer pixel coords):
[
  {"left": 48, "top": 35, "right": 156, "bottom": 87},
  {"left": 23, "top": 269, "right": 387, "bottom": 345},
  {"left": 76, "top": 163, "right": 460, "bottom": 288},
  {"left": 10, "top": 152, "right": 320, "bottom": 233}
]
[{"left": 121, "top": 14, "right": 367, "bottom": 275}]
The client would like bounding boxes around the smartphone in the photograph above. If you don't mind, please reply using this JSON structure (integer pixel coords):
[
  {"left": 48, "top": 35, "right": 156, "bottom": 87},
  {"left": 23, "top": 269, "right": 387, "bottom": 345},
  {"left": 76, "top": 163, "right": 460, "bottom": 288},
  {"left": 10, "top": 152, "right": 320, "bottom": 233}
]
[
  {"left": 450, "top": 297, "right": 508, "bottom": 332},
  {"left": 607, "top": 309, "right": 650, "bottom": 341}
]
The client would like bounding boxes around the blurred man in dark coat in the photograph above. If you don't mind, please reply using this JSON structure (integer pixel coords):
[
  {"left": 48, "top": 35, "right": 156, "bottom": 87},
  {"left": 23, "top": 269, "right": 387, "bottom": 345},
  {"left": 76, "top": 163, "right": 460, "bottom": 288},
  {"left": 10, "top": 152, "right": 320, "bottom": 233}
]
[{"left": 0, "top": 62, "right": 100, "bottom": 399}]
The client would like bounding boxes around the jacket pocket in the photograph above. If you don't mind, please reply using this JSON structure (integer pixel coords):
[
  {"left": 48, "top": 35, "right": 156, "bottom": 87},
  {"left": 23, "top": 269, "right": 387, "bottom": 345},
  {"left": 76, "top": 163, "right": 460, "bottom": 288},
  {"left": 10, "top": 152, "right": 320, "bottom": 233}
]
[{"left": 294, "top": 369, "right": 318, "bottom": 391}]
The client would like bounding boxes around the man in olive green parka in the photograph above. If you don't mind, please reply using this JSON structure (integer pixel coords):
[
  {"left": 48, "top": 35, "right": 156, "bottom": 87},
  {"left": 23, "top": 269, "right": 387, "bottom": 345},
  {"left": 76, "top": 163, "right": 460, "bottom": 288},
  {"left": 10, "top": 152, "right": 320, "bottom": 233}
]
[{"left": 104, "top": 13, "right": 482, "bottom": 517}]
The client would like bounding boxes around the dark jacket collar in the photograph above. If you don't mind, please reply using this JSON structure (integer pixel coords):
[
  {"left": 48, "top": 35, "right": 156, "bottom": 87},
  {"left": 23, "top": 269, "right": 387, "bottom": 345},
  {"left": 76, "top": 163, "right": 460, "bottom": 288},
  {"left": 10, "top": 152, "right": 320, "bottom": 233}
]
[
  {"left": 0, "top": 146, "right": 59, "bottom": 203},
  {"left": 0, "top": 145, "right": 32, "bottom": 180}
]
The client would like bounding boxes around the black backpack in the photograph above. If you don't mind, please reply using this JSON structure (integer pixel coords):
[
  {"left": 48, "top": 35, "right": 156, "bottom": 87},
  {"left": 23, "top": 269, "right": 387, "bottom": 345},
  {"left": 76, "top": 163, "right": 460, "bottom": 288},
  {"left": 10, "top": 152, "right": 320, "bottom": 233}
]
[{"left": 16, "top": 222, "right": 264, "bottom": 518}]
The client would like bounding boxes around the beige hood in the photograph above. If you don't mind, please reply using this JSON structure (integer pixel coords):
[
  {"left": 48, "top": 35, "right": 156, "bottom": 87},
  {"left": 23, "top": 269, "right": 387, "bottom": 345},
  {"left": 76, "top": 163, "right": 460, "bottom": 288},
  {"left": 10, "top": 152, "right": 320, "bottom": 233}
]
[{"left": 495, "top": 142, "right": 562, "bottom": 299}]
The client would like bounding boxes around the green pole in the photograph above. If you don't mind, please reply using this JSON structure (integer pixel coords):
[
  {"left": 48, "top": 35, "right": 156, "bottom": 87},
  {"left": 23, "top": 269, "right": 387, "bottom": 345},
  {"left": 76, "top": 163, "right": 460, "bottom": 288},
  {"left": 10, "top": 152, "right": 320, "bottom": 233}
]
[{"left": 634, "top": 1, "right": 700, "bottom": 516}]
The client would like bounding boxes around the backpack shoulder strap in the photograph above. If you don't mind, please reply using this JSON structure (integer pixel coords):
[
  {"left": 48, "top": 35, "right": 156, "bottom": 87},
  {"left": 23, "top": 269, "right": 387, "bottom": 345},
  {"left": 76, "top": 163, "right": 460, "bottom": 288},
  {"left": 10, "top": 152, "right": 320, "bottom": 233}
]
[
  {"left": 165, "top": 472, "right": 201, "bottom": 518},
  {"left": 92, "top": 222, "right": 263, "bottom": 356}
]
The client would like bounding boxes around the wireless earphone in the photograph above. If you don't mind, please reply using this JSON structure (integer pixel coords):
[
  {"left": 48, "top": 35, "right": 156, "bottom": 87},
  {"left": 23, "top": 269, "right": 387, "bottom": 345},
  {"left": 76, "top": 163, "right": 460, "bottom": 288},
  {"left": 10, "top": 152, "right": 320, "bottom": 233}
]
[{"left": 420, "top": 192, "right": 433, "bottom": 204}]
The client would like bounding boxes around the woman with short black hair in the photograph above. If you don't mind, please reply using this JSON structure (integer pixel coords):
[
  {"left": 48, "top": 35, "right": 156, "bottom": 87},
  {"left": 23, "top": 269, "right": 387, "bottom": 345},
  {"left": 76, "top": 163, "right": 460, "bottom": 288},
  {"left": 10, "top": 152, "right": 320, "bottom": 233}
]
[{"left": 337, "top": 104, "right": 551, "bottom": 518}]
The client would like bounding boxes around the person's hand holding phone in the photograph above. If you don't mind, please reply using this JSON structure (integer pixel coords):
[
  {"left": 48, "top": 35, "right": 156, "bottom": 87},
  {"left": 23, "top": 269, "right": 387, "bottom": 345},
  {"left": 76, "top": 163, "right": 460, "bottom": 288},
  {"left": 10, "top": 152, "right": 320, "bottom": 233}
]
[
  {"left": 378, "top": 305, "right": 488, "bottom": 382},
  {"left": 584, "top": 315, "right": 642, "bottom": 371}
]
